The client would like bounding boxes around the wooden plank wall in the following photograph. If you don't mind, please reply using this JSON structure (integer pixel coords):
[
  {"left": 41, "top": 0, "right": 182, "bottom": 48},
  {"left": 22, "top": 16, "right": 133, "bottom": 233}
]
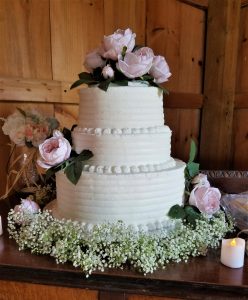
[{"left": 0, "top": 0, "right": 247, "bottom": 196}]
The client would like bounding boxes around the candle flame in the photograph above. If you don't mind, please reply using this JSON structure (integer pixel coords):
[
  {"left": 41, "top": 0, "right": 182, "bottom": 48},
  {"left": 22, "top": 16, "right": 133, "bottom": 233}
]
[{"left": 230, "top": 239, "right": 236, "bottom": 247}]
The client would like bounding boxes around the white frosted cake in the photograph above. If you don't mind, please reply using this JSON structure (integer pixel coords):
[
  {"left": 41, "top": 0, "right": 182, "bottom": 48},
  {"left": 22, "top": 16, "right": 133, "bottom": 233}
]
[{"left": 53, "top": 86, "right": 185, "bottom": 231}]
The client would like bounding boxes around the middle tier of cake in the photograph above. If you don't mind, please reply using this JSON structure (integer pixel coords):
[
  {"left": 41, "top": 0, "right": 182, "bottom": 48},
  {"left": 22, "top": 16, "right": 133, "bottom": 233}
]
[{"left": 72, "top": 125, "right": 173, "bottom": 167}]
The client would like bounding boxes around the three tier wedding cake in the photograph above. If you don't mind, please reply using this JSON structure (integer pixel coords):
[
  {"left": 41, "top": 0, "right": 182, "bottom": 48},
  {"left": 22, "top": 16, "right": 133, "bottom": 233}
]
[{"left": 41, "top": 28, "right": 186, "bottom": 230}]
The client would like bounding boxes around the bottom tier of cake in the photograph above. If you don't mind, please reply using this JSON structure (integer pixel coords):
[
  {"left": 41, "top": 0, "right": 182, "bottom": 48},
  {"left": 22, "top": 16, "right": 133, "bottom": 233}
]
[{"left": 50, "top": 160, "right": 185, "bottom": 231}]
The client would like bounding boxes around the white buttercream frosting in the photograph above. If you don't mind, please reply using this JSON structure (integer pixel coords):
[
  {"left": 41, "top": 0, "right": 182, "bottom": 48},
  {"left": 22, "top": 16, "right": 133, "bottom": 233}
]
[
  {"left": 55, "top": 160, "right": 185, "bottom": 229},
  {"left": 72, "top": 125, "right": 172, "bottom": 166},
  {"left": 77, "top": 86, "right": 164, "bottom": 128},
  {"left": 54, "top": 86, "right": 186, "bottom": 230}
]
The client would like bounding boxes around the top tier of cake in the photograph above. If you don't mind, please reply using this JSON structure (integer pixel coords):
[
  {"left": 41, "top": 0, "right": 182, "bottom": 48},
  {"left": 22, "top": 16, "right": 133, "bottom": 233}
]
[{"left": 77, "top": 86, "right": 164, "bottom": 129}]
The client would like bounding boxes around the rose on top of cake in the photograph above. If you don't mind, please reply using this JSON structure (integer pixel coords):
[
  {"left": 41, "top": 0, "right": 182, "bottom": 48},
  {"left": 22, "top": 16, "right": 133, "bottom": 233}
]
[{"left": 70, "top": 28, "right": 171, "bottom": 92}]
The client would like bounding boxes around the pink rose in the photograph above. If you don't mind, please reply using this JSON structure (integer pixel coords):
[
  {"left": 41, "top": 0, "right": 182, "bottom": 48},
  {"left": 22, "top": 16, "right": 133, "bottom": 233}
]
[
  {"left": 149, "top": 55, "right": 171, "bottom": 83},
  {"left": 37, "top": 130, "right": 71, "bottom": 169},
  {"left": 14, "top": 198, "right": 40, "bottom": 214},
  {"left": 191, "top": 173, "right": 210, "bottom": 188},
  {"left": 117, "top": 47, "right": 154, "bottom": 79},
  {"left": 189, "top": 186, "right": 221, "bottom": 215},
  {"left": 84, "top": 48, "right": 106, "bottom": 72},
  {"left": 102, "top": 28, "right": 136, "bottom": 60},
  {"left": 102, "top": 64, "right": 114, "bottom": 79}
]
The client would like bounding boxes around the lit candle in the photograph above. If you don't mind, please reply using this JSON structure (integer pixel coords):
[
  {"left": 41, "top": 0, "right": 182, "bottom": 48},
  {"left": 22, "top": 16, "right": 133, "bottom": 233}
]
[
  {"left": 0, "top": 215, "right": 3, "bottom": 236},
  {"left": 221, "top": 238, "right": 245, "bottom": 268}
]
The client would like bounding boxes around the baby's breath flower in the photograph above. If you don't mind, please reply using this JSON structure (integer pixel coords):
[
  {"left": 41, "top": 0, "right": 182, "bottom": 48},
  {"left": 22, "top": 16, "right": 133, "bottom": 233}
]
[{"left": 7, "top": 209, "right": 234, "bottom": 277}]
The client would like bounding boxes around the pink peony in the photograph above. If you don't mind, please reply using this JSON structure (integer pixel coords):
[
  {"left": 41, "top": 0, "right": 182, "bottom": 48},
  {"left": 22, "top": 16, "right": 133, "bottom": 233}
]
[
  {"left": 84, "top": 48, "right": 106, "bottom": 72},
  {"left": 14, "top": 198, "right": 40, "bottom": 214},
  {"left": 189, "top": 186, "right": 221, "bottom": 215},
  {"left": 191, "top": 173, "right": 210, "bottom": 188},
  {"left": 102, "top": 28, "right": 136, "bottom": 60},
  {"left": 149, "top": 55, "right": 171, "bottom": 83},
  {"left": 37, "top": 130, "right": 71, "bottom": 169},
  {"left": 117, "top": 47, "right": 154, "bottom": 79},
  {"left": 102, "top": 64, "right": 114, "bottom": 79}
]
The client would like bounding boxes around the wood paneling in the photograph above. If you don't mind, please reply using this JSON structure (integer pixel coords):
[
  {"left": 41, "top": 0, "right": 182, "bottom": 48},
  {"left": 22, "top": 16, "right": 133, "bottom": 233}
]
[
  {"left": 54, "top": 104, "right": 78, "bottom": 130},
  {"left": 164, "top": 92, "right": 203, "bottom": 109},
  {"left": 0, "top": 280, "right": 98, "bottom": 300},
  {"left": 147, "top": 0, "right": 204, "bottom": 160},
  {"left": 165, "top": 108, "right": 200, "bottom": 161},
  {"left": 147, "top": 0, "right": 205, "bottom": 93},
  {"left": 0, "top": 0, "right": 52, "bottom": 79},
  {"left": 103, "top": 0, "right": 146, "bottom": 44},
  {"left": 50, "top": 0, "right": 104, "bottom": 81},
  {"left": 178, "top": 0, "right": 208, "bottom": 9},
  {"left": 200, "top": 0, "right": 241, "bottom": 169},
  {"left": 236, "top": 6, "right": 248, "bottom": 93},
  {"left": 0, "top": 77, "right": 78, "bottom": 103},
  {"left": 233, "top": 109, "right": 248, "bottom": 170},
  {"left": 0, "top": 0, "right": 247, "bottom": 191},
  {"left": 232, "top": 5, "right": 248, "bottom": 169}
]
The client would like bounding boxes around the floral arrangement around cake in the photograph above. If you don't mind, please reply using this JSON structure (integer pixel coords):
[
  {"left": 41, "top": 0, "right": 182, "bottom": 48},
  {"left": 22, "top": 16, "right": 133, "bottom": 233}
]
[
  {"left": 6, "top": 141, "right": 234, "bottom": 276},
  {"left": 70, "top": 28, "right": 171, "bottom": 92},
  {"left": 0, "top": 108, "right": 59, "bottom": 200},
  {"left": 1, "top": 28, "right": 235, "bottom": 277}
]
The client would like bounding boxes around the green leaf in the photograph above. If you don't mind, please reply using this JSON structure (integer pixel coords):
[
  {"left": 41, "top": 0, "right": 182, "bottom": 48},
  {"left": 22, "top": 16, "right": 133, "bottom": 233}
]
[
  {"left": 114, "top": 69, "right": 129, "bottom": 81},
  {"left": 141, "top": 74, "right": 153, "bottom": 81},
  {"left": 187, "top": 161, "right": 200, "bottom": 178},
  {"left": 149, "top": 81, "right": 169, "bottom": 95},
  {"left": 184, "top": 205, "right": 201, "bottom": 226},
  {"left": 71, "top": 124, "right": 77, "bottom": 131},
  {"left": 62, "top": 127, "right": 72, "bottom": 145},
  {"left": 75, "top": 149, "right": 93, "bottom": 162},
  {"left": 98, "top": 79, "right": 112, "bottom": 92},
  {"left": 45, "top": 167, "right": 56, "bottom": 181},
  {"left": 78, "top": 72, "right": 94, "bottom": 80},
  {"left": 112, "top": 80, "right": 129, "bottom": 86},
  {"left": 168, "top": 205, "right": 186, "bottom": 219},
  {"left": 70, "top": 79, "right": 99, "bottom": 90},
  {"left": 92, "top": 67, "right": 103, "bottom": 81},
  {"left": 121, "top": 46, "right": 127, "bottom": 58},
  {"left": 65, "top": 160, "right": 83, "bottom": 185},
  {"left": 188, "top": 140, "right": 197, "bottom": 163},
  {"left": 70, "top": 79, "right": 86, "bottom": 89}
]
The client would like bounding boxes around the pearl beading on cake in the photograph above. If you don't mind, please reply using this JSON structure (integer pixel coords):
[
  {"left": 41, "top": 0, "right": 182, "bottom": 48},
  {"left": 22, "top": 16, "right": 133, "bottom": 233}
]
[
  {"left": 82, "top": 159, "right": 175, "bottom": 174},
  {"left": 73, "top": 126, "right": 170, "bottom": 136}
]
